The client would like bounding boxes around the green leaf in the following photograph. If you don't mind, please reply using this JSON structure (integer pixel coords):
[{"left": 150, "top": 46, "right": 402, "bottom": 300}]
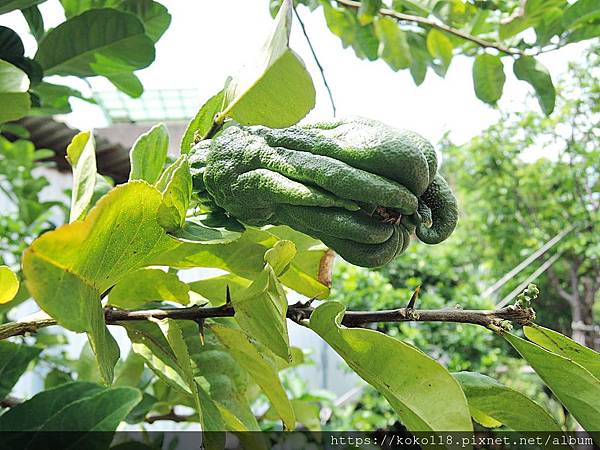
[
  {"left": 453, "top": 372, "right": 562, "bottom": 431},
  {"left": 66, "top": 131, "right": 97, "bottom": 222},
  {"left": 108, "top": 268, "right": 190, "bottom": 309},
  {"left": 321, "top": 1, "right": 356, "bottom": 48},
  {"left": 0, "top": 59, "right": 30, "bottom": 123},
  {"left": 210, "top": 323, "right": 295, "bottom": 429},
  {"left": 126, "top": 320, "right": 225, "bottom": 449},
  {"left": 357, "top": 0, "right": 381, "bottom": 25},
  {"left": 375, "top": 16, "right": 411, "bottom": 70},
  {"left": 170, "top": 214, "right": 244, "bottom": 244},
  {"left": 157, "top": 156, "right": 192, "bottom": 232},
  {"left": 114, "top": 350, "right": 146, "bottom": 387},
  {"left": 524, "top": 325, "right": 600, "bottom": 380},
  {"left": 118, "top": 0, "right": 171, "bottom": 43},
  {"left": 513, "top": 56, "right": 555, "bottom": 115},
  {"left": 426, "top": 29, "right": 453, "bottom": 74},
  {"left": 129, "top": 123, "right": 169, "bottom": 184},
  {"left": 0, "top": 341, "right": 41, "bottom": 398},
  {"left": 21, "top": 5, "right": 44, "bottom": 42},
  {"left": 30, "top": 81, "right": 91, "bottom": 115},
  {"left": 106, "top": 72, "right": 143, "bottom": 98},
  {"left": 232, "top": 240, "right": 295, "bottom": 361},
  {"left": 0, "top": 381, "right": 141, "bottom": 449},
  {"left": 310, "top": 301, "right": 473, "bottom": 432},
  {"left": 0, "top": 265, "right": 19, "bottom": 304},
  {"left": 562, "top": 0, "right": 600, "bottom": 29},
  {"left": 354, "top": 23, "right": 379, "bottom": 61},
  {"left": 407, "top": 32, "right": 429, "bottom": 86},
  {"left": 59, "top": 0, "right": 120, "bottom": 18},
  {"left": 221, "top": 0, "right": 315, "bottom": 128},
  {"left": 0, "top": 0, "right": 44, "bottom": 15},
  {"left": 34, "top": 8, "right": 155, "bottom": 77},
  {"left": 181, "top": 89, "right": 224, "bottom": 154},
  {"left": 472, "top": 53, "right": 505, "bottom": 105},
  {"left": 503, "top": 331, "right": 600, "bottom": 432},
  {"left": 22, "top": 181, "right": 172, "bottom": 383}
]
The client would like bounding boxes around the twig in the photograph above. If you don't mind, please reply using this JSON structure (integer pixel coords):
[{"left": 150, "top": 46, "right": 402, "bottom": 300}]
[
  {"left": 0, "top": 302, "right": 535, "bottom": 341},
  {"left": 293, "top": 5, "right": 337, "bottom": 116},
  {"left": 332, "top": 0, "right": 525, "bottom": 57}
]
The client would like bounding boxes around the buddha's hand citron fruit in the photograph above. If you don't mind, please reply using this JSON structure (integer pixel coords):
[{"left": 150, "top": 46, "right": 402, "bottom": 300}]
[{"left": 190, "top": 118, "right": 458, "bottom": 267}]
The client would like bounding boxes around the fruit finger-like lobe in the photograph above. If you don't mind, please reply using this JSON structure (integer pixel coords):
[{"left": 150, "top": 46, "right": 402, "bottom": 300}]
[
  {"left": 416, "top": 174, "right": 458, "bottom": 244},
  {"left": 276, "top": 204, "right": 395, "bottom": 245},
  {"left": 252, "top": 118, "right": 435, "bottom": 196},
  {"left": 317, "top": 226, "right": 402, "bottom": 268}
]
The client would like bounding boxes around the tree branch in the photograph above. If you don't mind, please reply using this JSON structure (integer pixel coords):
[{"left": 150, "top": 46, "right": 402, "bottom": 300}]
[
  {"left": 0, "top": 301, "right": 535, "bottom": 341},
  {"left": 332, "top": 0, "right": 525, "bottom": 57}
]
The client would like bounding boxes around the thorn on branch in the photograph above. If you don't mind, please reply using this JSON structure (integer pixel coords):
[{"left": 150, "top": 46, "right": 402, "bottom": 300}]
[{"left": 406, "top": 286, "right": 420, "bottom": 310}]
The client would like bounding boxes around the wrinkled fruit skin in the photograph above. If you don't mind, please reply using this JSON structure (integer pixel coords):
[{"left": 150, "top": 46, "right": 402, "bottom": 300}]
[{"left": 190, "top": 118, "right": 458, "bottom": 268}]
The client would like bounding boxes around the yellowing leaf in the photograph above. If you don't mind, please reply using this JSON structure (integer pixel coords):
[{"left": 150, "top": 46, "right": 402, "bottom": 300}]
[
  {"left": 310, "top": 302, "right": 473, "bottom": 434},
  {"left": 0, "top": 265, "right": 19, "bottom": 304},
  {"left": 22, "top": 181, "right": 173, "bottom": 383}
]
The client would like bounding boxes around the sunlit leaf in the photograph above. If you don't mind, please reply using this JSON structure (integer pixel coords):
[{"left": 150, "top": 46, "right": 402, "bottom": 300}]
[
  {"left": 181, "top": 89, "right": 224, "bottom": 154},
  {"left": 524, "top": 325, "right": 600, "bottom": 380},
  {"left": 426, "top": 29, "right": 453, "bottom": 74},
  {"left": 220, "top": 0, "right": 315, "bottom": 127},
  {"left": 22, "top": 182, "right": 172, "bottom": 383},
  {"left": 129, "top": 123, "right": 169, "bottom": 184},
  {"left": 472, "top": 53, "right": 505, "bottom": 104},
  {"left": 232, "top": 240, "right": 295, "bottom": 361},
  {"left": 503, "top": 331, "right": 600, "bottom": 432},
  {"left": 109, "top": 268, "right": 190, "bottom": 309},
  {"left": 357, "top": 0, "right": 381, "bottom": 25},
  {"left": 157, "top": 156, "right": 192, "bottom": 232},
  {"left": 66, "top": 131, "right": 97, "bottom": 222},
  {"left": 0, "top": 59, "right": 30, "bottom": 123},
  {"left": 310, "top": 301, "right": 473, "bottom": 432},
  {"left": 562, "top": 0, "right": 600, "bottom": 29},
  {"left": 0, "top": 265, "right": 19, "bottom": 304},
  {"left": 375, "top": 16, "right": 411, "bottom": 70},
  {"left": 210, "top": 323, "right": 295, "bottom": 429}
]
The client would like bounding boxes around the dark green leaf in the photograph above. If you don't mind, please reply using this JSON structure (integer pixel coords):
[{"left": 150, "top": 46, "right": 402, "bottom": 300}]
[
  {"left": 59, "top": 0, "right": 119, "bottom": 18},
  {"left": 472, "top": 53, "right": 505, "bottom": 104},
  {"left": 181, "top": 89, "right": 224, "bottom": 154},
  {"left": 118, "top": 0, "right": 171, "bottom": 43},
  {"left": 34, "top": 8, "right": 155, "bottom": 77},
  {"left": 0, "top": 381, "right": 141, "bottom": 450},
  {"left": 0, "top": 26, "right": 24, "bottom": 59},
  {"left": 0, "top": 341, "right": 40, "bottom": 398},
  {"left": 21, "top": 6, "right": 44, "bottom": 42},
  {"left": 513, "top": 55, "right": 555, "bottom": 115},
  {"left": 0, "top": 0, "right": 44, "bottom": 15}
]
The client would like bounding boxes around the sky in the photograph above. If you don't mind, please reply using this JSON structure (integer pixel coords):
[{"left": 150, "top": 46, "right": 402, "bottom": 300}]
[{"left": 0, "top": 0, "right": 586, "bottom": 147}]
